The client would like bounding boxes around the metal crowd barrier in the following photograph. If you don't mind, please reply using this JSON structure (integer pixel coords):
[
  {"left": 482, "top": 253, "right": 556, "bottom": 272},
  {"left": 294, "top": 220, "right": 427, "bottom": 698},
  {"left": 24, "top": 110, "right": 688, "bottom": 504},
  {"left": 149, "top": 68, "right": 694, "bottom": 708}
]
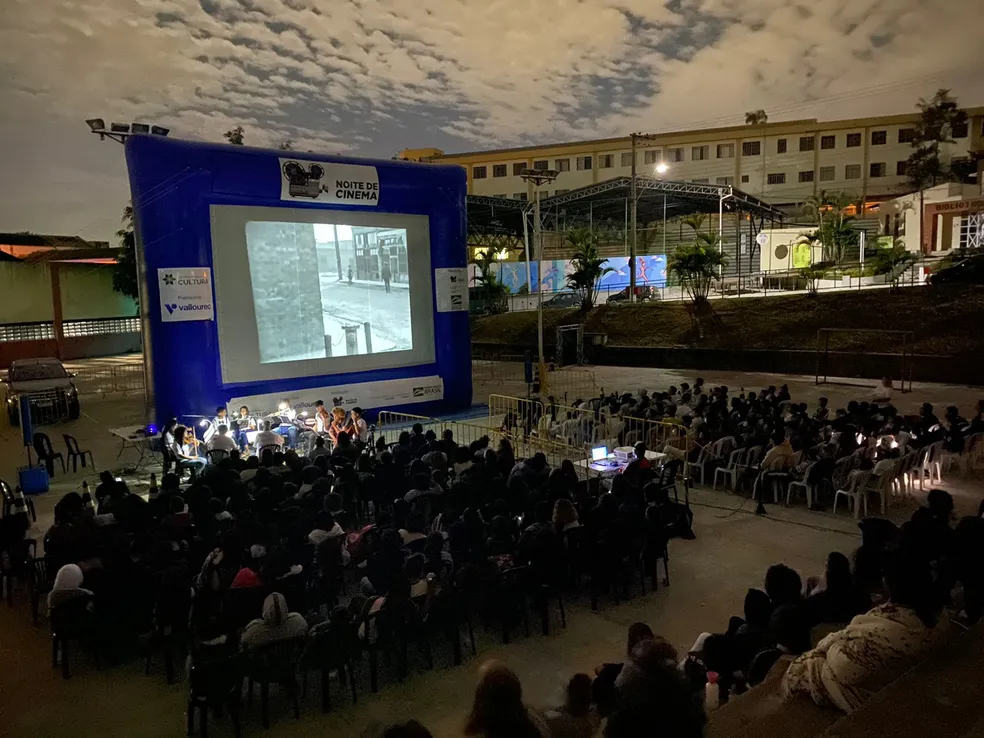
[
  {"left": 375, "top": 410, "right": 440, "bottom": 443},
  {"left": 71, "top": 364, "right": 145, "bottom": 397}
]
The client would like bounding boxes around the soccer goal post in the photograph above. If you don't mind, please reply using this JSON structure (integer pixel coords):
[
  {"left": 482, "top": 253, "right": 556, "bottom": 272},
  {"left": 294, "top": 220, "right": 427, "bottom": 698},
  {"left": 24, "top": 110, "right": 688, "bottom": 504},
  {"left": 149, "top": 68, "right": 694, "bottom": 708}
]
[{"left": 815, "top": 328, "right": 914, "bottom": 393}]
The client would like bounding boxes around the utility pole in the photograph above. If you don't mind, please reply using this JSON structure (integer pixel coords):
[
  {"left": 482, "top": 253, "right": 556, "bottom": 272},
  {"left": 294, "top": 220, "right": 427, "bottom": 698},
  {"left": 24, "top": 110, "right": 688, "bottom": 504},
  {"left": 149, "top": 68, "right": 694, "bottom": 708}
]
[
  {"left": 629, "top": 132, "right": 660, "bottom": 303},
  {"left": 520, "top": 167, "right": 559, "bottom": 392}
]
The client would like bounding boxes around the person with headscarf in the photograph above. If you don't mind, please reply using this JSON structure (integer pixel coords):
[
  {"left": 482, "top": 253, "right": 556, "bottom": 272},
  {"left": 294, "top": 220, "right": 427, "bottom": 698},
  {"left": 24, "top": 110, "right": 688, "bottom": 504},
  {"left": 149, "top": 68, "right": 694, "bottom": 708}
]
[
  {"left": 48, "top": 563, "right": 93, "bottom": 609},
  {"left": 240, "top": 592, "right": 308, "bottom": 649}
]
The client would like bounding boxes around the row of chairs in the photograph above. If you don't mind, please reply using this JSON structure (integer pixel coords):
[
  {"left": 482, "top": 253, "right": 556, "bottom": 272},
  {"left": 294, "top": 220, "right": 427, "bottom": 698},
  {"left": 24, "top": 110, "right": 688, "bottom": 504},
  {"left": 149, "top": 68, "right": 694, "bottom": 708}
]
[{"left": 31, "top": 432, "right": 95, "bottom": 478}]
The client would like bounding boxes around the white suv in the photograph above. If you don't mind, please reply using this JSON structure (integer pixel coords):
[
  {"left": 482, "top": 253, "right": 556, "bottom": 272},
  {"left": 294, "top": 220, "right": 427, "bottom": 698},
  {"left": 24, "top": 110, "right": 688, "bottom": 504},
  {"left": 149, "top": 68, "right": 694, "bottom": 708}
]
[{"left": 3, "top": 358, "right": 80, "bottom": 426}]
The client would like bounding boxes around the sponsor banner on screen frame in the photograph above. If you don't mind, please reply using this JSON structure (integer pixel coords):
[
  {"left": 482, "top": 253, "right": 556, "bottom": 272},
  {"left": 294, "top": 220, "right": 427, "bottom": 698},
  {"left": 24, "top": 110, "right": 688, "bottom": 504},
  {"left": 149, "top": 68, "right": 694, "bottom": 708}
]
[
  {"left": 228, "top": 375, "right": 444, "bottom": 419},
  {"left": 158, "top": 267, "right": 215, "bottom": 322}
]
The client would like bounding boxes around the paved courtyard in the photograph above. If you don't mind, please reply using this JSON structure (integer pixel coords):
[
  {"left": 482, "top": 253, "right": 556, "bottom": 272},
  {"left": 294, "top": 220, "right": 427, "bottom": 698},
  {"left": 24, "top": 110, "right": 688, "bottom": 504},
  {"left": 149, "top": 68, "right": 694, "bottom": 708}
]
[{"left": 0, "top": 358, "right": 982, "bottom": 737}]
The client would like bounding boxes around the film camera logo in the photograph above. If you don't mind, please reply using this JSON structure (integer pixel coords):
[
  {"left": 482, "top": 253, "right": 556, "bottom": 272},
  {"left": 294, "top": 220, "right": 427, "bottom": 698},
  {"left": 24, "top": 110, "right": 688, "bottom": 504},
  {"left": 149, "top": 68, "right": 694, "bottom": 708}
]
[{"left": 282, "top": 161, "right": 325, "bottom": 199}]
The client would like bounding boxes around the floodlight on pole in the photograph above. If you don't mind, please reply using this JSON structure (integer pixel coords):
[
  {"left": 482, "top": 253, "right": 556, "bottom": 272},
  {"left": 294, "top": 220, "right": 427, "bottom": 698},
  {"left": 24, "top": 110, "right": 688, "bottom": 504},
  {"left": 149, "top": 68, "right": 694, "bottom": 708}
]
[
  {"left": 520, "top": 167, "right": 559, "bottom": 394},
  {"left": 629, "top": 132, "right": 660, "bottom": 302},
  {"left": 86, "top": 115, "right": 173, "bottom": 425},
  {"left": 655, "top": 162, "right": 669, "bottom": 175}
]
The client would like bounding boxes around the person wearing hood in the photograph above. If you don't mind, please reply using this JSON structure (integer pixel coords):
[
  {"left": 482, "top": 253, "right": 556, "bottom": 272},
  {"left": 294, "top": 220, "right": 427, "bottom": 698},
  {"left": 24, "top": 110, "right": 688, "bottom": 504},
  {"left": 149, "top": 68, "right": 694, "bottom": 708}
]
[
  {"left": 241, "top": 592, "right": 308, "bottom": 649},
  {"left": 48, "top": 563, "right": 94, "bottom": 609}
]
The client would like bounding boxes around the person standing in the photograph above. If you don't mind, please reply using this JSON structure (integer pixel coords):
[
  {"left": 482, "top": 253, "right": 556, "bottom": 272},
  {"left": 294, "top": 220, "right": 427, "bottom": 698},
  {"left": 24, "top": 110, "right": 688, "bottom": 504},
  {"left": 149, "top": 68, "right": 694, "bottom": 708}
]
[{"left": 381, "top": 261, "right": 392, "bottom": 293}]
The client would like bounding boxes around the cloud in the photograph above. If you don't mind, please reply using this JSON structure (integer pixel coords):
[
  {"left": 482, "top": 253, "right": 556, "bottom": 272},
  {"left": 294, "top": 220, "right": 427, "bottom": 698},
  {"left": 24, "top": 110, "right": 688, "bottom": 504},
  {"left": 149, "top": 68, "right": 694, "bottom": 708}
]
[{"left": 0, "top": 0, "right": 981, "bottom": 238}]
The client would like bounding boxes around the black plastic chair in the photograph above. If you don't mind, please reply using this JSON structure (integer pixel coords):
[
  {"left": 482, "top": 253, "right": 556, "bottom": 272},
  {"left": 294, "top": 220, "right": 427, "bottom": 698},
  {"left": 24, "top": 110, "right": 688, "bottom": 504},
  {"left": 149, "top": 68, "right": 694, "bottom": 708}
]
[
  {"left": 243, "top": 637, "right": 306, "bottom": 729},
  {"left": 188, "top": 652, "right": 243, "bottom": 738},
  {"left": 0, "top": 479, "right": 36, "bottom": 521},
  {"left": 207, "top": 448, "right": 229, "bottom": 464},
  {"left": 63, "top": 434, "right": 95, "bottom": 473},
  {"left": 301, "top": 612, "right": 358, "bottom": 713},
  {"left": 28, "top": 557, "right": 53, "bottom": 625},
  {"left": 33, "top": 432, "right": 65, "bottom": 478},
  {"left": 2, "top": 537, "right": 36, "bottom": 606},
  {"left": 51, "top": 595, "right": 94, "bottom": 679}
]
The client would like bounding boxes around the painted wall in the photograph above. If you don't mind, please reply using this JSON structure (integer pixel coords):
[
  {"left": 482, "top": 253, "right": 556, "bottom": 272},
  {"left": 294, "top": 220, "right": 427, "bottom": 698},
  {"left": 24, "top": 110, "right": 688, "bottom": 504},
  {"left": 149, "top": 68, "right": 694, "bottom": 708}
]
[
  {"left": 473, "top": 255, "right": 667, "bottom": 292},
  {"left": 59, "top": 264, "right": 138, "bottom": 319},
  {"left": 0, "top": 263, "right": 55, "bottom": 323}
]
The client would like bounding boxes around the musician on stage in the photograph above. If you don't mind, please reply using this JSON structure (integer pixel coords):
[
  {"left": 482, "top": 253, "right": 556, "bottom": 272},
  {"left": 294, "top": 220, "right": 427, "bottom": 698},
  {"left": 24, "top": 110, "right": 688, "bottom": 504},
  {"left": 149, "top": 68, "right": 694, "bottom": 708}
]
[
  {"left": 327, "top": 406, "right": 347, "bottom": 446},
  {"left": 234, "top": 405, "right": 256, "bottom": 452},
  {"left": 349, "top": 406, "right": 369, "bottom": 445}
]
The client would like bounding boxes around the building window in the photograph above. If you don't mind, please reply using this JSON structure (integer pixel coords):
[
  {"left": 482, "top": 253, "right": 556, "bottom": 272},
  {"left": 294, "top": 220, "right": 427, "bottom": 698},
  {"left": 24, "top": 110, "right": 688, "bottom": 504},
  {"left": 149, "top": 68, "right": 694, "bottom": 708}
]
[
  {"left": 492, "top": 164, "right": 507, "bottom": 178},
  {"left": 819, "top": 166, "right": 836, "bottom": 181},
  {"left": 512, "top": 163, "right": 526, "bottom": 176},
  {"left": 576, "top": 155, "right": 592, "bottom": 170},
  {"left": 799, "top": 136, "right": 815, "bottom": 152},
  {"left": 716, "top": 176, "right": 734, "bottom": 186},
  {"left": 820, "top": 135, "right": 836, "bottom": 150},
  {"left": 896, "top": 160, "right": 908, "bottom": 176},
  {"left": 472, "top": 166, "right": 487, "bottom": 179},
  {"left": 692, "top": 178, "right": 709, "bottom": 184},
  {"left": 621, "top": 152, "right": 634, "bottom": 167},
  {"left": 513, "top": 192, "right": 528, "bottom": 201},
  {"left": 870, "top": 162, "right": 887, "bottom": 178},
  {"left": 845, "top": 164, "right": 861, "bottom": 179},
  {"left": 846, "top": 132, "right": 862, "bottom": 148},
  {"left": 767, "top": 172, "right": 786, "bottom": 185},
  {"left": 741, "top": 174, "right": 750, "bottom": 183},
  {"left": 533, "top": 160, "right": 548, "bottom": 171},
  {"left": 952, "top": 121, "right": 968, "bottom": 138},
  {"left": 492, "top": 194, "right": 507, "bottom": 199},
  {"left": 555, "top": 158, "right": 570, "bottom": 172},
  {"left": 799, "top": 170, "right": 815, "bottom": 183},
  {"left": 667, "top": 147, "right": 684, "bottom": 162},
  {"left": 777, "top": 139, "right": 787, "bottom": 154},
  {"left": 643, "top": 150, "right": 661, "bottom": 165},
  {"left": 692, "top": 145, "right": 709, "bottom": 161},
  {"left": 555, "top": 189, "right": 569, "bottom": 195},
  {"left": 742, "top": 141, "right": 761, "bottom": 156},
  {"left": 717, "top": 143, "right": 735, "bottom": 159},
  {"left": 898, "top": 128, "right": 916, "bottom": 144},
  {"left": 871, "top": 130, "right": 887, "bottom": 145},
  {"left": 599, "top": 154, "right": 614, "bottom": 169}
]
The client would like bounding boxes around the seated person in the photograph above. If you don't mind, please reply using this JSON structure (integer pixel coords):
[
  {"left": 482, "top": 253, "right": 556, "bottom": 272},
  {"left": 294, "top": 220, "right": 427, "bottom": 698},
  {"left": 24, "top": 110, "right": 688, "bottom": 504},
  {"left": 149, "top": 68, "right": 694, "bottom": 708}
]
[
  {"left": 309, "top": 435, "right": 331, "bottom": 459},
  {"left": 171, "top": 424, "right": 207, "bottom": 479},
  {"left": 233, "top": 405, "right": 256, "bottom": 451},
  {"left": 331, "top": 431, "right": 361, "bottom": 465},
  {"left": 544, "top": 673, "right": 600, "bottom": 738},
  {"left": 253, "top": 420, "right": 284, "bottom": 455},
  {"left": 207, "top": 424, "right": 238, "bottom": 455},
  {"left": 349, "top": 406, "right": 370, "bottom": 445},
  {"left": 240, "top": 592, "right": 309, "bottom": 649}
]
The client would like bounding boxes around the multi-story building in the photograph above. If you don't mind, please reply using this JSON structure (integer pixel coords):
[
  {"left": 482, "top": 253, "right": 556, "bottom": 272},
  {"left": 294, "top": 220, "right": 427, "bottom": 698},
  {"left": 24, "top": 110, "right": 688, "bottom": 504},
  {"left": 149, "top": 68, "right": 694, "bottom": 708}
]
[{"left": 401, "top": 108, "right": 984, "bottom": 210}]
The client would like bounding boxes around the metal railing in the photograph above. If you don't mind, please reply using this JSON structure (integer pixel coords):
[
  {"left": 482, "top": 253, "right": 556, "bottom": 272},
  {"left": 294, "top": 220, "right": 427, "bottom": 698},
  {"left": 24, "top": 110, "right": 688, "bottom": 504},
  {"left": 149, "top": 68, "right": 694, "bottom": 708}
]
[
  {"left": 375, "top": 410, "right": 440, "bottom": 443},
  {"left": 72, "top": 364, "right": 145, "bottom": 396}
]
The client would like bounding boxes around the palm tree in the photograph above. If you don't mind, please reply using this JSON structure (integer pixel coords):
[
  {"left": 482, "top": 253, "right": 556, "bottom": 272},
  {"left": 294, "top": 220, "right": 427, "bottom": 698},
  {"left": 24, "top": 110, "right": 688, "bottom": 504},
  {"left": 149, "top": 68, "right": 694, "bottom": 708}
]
[
  {"left": 564, "top": 228, "right": 614, "bottom": 309},
  {"left": 745, "top": 109, "right": 768, "bottom": 197},
  {"left": 474, "top": 250, "right": 509, "bottom": 314}
]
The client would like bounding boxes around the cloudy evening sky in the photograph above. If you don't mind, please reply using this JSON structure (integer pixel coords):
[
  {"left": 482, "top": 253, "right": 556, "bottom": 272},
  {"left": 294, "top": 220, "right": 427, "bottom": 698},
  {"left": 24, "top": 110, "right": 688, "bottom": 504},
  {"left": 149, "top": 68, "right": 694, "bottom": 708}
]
[{"left": 1, "top": 0, "right": 982, "bottom": 241}]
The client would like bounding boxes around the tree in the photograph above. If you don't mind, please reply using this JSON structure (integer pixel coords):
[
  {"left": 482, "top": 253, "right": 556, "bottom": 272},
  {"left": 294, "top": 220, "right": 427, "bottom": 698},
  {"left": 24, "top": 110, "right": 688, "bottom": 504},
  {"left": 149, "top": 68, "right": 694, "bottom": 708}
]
[
  {"left": 278, "top": 138, "right": 294, "bottom": 151},
  {"left": 112, "top": 204, "right": 139, "bottom": 307},
  {"left": 564, "top": 227, "right": 613, "bottom": 310},
  {"left": 870, "top": 239, "right": 918, "bottom": 289},
  {"left": 474, "top": 250, "right": 509, "bottom": 315},
  {"left": 745, "top": 109, "right": 768, "bottom": 196},
  {"left": 903, "top": 89, "right": 967, "bottom": 191},
  {"left": 801, "top": 190, "right": 859, "bottom": 263},
  {"left": 800, "top": 263, "right": 826, "bottom": 296},
  {"left": 224, "top": 126, "right": 245, "bottom": 145}
]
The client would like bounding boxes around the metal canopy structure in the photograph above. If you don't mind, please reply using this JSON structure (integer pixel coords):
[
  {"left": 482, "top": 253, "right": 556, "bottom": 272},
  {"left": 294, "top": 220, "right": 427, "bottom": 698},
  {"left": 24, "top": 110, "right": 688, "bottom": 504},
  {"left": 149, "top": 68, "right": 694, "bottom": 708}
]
[{"left": 466, "top": 176, "right": 784, "bottom": 239}]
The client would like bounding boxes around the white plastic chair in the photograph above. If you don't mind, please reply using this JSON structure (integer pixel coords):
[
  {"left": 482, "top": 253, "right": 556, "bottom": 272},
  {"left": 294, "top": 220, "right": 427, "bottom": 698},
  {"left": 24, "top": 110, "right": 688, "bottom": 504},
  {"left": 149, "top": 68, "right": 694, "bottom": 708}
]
[
  {"left": 941, "top": 433, "right": 981, "bottom": 477},
  {"left": 915, "top": 440, "right": 944, "bottom": 489},
  {"left": 868, "top": 460, "right": 898, "bottom": 516},
  {"left": 786, "top": 461, "right": 817, "bottom": 507},
  {"left": 691, "top": 438, "right": 723, "bottom": 486},
  {"left": 833, "top": 470, "right": 872, "bottom": 518},
  {"left": 713, "top": 447, "right": 746, "bottom": 491}
]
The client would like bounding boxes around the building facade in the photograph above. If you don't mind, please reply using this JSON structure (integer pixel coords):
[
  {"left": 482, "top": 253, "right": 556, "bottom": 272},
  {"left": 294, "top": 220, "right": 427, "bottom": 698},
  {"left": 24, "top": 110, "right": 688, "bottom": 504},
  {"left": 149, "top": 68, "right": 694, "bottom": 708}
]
[{"left": 401, "top": 108, "right": 984, "bottom": 209}]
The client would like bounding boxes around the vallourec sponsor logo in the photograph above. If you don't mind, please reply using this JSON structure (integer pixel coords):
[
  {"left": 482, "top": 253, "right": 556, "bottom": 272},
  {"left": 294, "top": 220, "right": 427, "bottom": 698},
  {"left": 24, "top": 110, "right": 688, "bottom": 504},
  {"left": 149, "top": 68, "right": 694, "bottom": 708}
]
[{"left": 165, "top": 303, "right": 210, "bottom": 314}]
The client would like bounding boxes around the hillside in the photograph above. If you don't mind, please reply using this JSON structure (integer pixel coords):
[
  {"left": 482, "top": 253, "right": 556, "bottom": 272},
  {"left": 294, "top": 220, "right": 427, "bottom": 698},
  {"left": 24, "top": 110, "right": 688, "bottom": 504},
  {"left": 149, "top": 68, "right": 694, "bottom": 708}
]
[{"left": 471, "top": 285, "right": 984, "bottom": 357}]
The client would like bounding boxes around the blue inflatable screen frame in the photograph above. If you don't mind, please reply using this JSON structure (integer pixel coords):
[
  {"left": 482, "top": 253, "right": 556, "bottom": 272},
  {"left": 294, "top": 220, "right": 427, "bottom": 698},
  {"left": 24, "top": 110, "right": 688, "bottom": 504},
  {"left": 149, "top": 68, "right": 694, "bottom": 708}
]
[{"left": 125, "top": 136, "right": 471, "bottom": 424}]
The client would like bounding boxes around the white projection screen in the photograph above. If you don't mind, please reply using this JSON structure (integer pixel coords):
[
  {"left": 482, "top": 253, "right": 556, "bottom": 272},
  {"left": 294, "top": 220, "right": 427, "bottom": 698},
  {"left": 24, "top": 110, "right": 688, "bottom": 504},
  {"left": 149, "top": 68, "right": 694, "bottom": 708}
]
[{"left": 210, "top": 205, "right": 435, "bottom": 386}]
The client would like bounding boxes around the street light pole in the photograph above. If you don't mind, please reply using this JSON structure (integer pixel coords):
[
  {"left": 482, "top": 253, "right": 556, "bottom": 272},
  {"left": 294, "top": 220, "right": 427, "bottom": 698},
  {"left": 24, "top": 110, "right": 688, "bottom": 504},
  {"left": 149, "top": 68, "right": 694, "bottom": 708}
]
[
  {"left": 86, "top": 119, "right": 169, "bottom": 426},
  {"left": 628, "top": 132, "right": 660, "bottom": 303},
  {"left": 520, "top": 168, "right": 558, "bottom": 391}
]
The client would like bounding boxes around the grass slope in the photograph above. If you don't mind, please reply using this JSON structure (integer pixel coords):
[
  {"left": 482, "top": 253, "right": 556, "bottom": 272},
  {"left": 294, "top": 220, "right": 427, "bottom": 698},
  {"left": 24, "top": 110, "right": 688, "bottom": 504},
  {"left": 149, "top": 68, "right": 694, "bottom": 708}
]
[{"left": 471, "top": 285, "right": 984, "bottom": 356}]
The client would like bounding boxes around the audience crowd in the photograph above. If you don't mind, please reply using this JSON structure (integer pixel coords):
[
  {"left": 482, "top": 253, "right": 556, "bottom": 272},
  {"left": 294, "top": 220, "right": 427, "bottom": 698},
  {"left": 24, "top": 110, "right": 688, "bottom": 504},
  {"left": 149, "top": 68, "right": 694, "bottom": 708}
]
[{"left": 0, "top": 376, "right": 982, "bottom": 737}]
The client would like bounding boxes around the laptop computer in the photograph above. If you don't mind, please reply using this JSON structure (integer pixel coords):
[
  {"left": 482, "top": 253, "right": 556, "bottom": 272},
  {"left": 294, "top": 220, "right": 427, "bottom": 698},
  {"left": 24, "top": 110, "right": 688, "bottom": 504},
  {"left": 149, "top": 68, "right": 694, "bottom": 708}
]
[{"left": 591, "top": 445, "right": 610, "bottom": 462}]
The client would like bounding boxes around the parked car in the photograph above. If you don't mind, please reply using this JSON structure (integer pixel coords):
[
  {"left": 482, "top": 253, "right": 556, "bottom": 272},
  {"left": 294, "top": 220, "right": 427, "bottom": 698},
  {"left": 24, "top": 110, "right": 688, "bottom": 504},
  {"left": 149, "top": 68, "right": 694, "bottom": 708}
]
[
  {"left": 929, "top": 253, "right": 984, "bottom": 285},
  {"left": 543, "top": 291, "right": 581, "bottom": 308},
  {"left": 3, "top": 357, "right": 80, "bottom": 426},
  {"left": 606, "top": 285, "right": 658, "bottom": 304}
]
